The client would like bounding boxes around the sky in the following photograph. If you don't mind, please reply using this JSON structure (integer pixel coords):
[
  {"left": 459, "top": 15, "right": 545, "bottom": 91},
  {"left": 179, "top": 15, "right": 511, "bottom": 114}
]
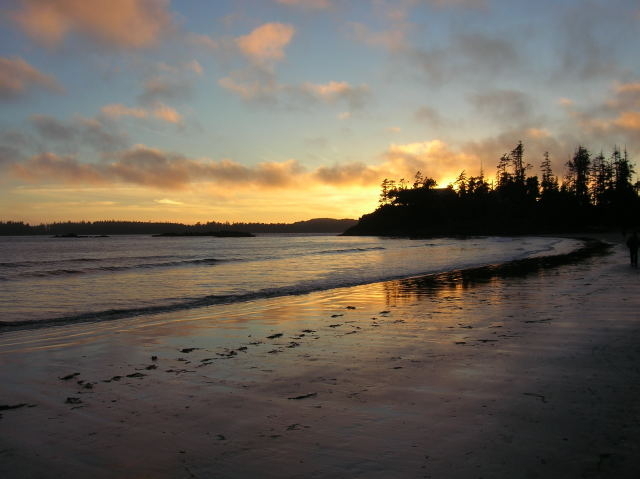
[{"left": 1, "top": 0, "right": 639, "bottom": 224}]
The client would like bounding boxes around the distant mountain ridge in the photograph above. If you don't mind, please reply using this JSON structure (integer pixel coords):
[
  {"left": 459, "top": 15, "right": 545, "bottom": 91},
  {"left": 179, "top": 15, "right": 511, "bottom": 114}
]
[{"left": 0, "top": 218, "right": 358, "bottom": 236}]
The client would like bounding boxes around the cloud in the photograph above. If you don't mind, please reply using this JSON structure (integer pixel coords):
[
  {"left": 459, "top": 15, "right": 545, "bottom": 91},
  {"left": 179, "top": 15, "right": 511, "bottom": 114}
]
[
  {"left": 614, "top": 112, "right": 640, "bottom": 131},
  {"left": 348, "top": 22, "right": 409, "bottom": 52},
  {"left": 30, "top": 114, "right": 129, "bottom": 151},
  {"left": 469, "top": 89, "right": 533, "bottom": 124},
  {"left": 411, "top": 33, "right": 522, "bottom": 86},
  {"left": 155, "top": 198, "right": 184, "bottom": 206},
  {"left": 218, "top": 69, "right": 280, "bottom": 102},
  {"left": 299, "top": 81, "right": 371, "bottom": 109},
  {"left": 11, "top": 145, "right": 306, "bottom": 190},
  {"left": 554, "top": 2, "right": 625, "bottom": 81},
  {"left": 454, "top": 33, "right": 520, "bottom": 73},
  {"left": 152, "top": 104, "right": 182, "bottom": 124},
  {"left": 12, "top": 152, "right": 107, "bottom": 184},
  {"left": 235, "top": 23, "right": 295, "bottom": 65},
  {"left": 313, "top": 162, "right": 379, "bottom": 185},
  {"left": 10, "top": 0, "right": 175, "bottom": 49},
  {"left": 275, "top": 0, "right": 332, "bottom": 8},
  {"left": 0, "top": 56, "right": 63, "bottom": 100},
  {"left": 155, "top": 60, "right": 203, "bottom": 76},
  {"left": 138, "top": 77, "right": 192, "bottom": 105},
  {"left": 382, "top": 140, "right": 477, "bottom": 182},
  {"left": 101, "top": 104, "right": 148, "bottom": 119},
  {"left": 351, "top": 18, "right": 521, "bottom": 87},
  {"left": 101, "top": 103, "right": 183, "bottom": 124},
  {"left": 186, "top": 33, "right": 218, "bottom": 51},
  {"left": 219, "top": 71, "right": 371, "bottom": 111},
  {"left": 560, "top": 80, "right": 640, "bottom": 143},
  {"left": 186, "top": 60, "right": 204, "bottom": 76},
  {"left": 0, "top": 130, "right": 34, "bottom": 168},
  {"left": 413, "top": 106, "right": 444, "bottom": 127},
  {"left": 420, "top": 0, "right": 486, "bottom": 8},
  {"left": 7, "top": 133, "right": 584, "bottom": 196}
]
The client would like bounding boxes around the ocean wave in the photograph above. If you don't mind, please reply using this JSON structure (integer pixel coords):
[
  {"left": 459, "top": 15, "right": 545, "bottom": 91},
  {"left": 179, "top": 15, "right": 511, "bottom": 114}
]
[
  {"left": 8, "top": 257, "right": 230, "bottom": 278},
  {"left": 0, "top": 238, "right": 606, "bottom": 332},
  {"left": 309, "top": 246, "right": 386, "bottom": 256},
  {"left": 0, "top": 254, "right": 179, "bottom": 268}
]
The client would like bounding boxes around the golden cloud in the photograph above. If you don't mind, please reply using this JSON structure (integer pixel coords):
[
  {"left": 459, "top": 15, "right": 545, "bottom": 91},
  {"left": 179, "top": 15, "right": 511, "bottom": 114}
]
[
  {"left": 11, "top": 0, "right": 174, "bottom": 49},
  {"left": 8, "top": 138, "right": 486, "bottom": 193},
  {"left": 235, "top": 23, "right": 295, "bottom": 65}
]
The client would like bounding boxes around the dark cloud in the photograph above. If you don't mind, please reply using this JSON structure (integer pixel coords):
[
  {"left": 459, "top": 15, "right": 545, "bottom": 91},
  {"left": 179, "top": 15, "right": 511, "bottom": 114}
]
[
  {"left": 454, "top": 33, "right": 519, "bottom": 73},
  {"left": 409, "top": 32, "right": 521, "bottom": 86},
  {"left": 554, "top": 1, "right": 633, "bottom": 81},
  {"left": 0, "top": 56, "right": 64, "bottom": 101},
  {"left": 138, "top": 77, "right": 193, "bottom": 105},
  {"left": 413, "top": 106, "right": 444, "bottom": 127},
  {"left": 29, "top": 114, "right": 129, "bottom": 152},
  {"left": 31, "top": 114, "right": 76, "bottom": 141},
  {"left": 469, "top": 89, "right": 534, "bottom": 125}
]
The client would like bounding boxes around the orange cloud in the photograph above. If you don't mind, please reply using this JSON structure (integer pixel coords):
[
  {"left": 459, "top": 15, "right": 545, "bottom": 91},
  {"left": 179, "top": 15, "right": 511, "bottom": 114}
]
[
  {"left": 102, "top": 103, "right": 182, "bottom": 124},
  {"left": 235, "top": 23, "right": 295, "bottom": 65},
  {"left": 151, "top": 104, "right": 182, "bottom": 124},
  {"left": 0, "top": 56, "right": 63, "bottom": 100},
  {"left": 11, "top": 145, "right": 305, "bottom": 190},
  {"left": 614, "top": 111, "right": 640, "bottom": 131},
  {"left": 616, "top": 82, "right": 640, "bottom": 94},
  {"left": 382, "top": 140, "right": 478, "bottom": 184},
  {"left": 8, "top": 137, "right": 488, "bottom": 194},
  {"left": 300, "top": 81, "right": 371, "bottom": 108},
  {"left": 12, "top": 152, "right": 106, "bottom": 184},
  {"left": 11, "top": 0, "right": 174, "bottom": 49}
]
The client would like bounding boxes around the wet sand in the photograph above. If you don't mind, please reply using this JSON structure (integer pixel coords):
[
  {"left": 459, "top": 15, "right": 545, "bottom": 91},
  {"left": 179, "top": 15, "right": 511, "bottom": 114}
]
[{"left": 1, "top": 235, "right": 639, "bottom": 478}]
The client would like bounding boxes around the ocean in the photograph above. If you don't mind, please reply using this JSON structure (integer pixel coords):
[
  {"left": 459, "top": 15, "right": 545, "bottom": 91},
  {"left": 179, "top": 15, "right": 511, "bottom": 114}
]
[{"left": 0, "top": 234, "right": 582, "bottom": 329}]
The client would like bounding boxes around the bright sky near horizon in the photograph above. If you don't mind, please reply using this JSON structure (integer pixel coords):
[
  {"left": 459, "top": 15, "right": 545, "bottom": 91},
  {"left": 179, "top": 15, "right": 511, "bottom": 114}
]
[{"left": 1, "top": 0, "right": 639, "bottom": 224}]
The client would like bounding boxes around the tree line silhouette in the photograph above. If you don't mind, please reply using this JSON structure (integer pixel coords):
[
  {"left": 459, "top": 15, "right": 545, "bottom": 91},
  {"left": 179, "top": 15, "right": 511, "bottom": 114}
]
[
  {"left": 0, "top": 218, "right": 357, "bottom": 236},
  {"left": 345, "top": 142, "right": 639, "bottom": 236}
]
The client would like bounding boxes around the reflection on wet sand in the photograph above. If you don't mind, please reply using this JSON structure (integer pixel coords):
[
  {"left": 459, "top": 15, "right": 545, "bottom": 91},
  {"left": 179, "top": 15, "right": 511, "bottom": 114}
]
[{"left": 383, "top": 238, "right": 609, "bottom": 305}]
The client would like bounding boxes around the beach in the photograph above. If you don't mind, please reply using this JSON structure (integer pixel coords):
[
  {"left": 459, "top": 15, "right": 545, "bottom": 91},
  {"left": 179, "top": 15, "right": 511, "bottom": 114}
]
[{"left": 1, "top": 235, "right": 639, "bottom": 478}]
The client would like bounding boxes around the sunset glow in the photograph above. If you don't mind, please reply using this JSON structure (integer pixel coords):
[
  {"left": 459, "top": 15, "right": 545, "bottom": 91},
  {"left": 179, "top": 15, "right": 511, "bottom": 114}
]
[{"left": 1, "top": 0, "right": 639, "bottom": 223}]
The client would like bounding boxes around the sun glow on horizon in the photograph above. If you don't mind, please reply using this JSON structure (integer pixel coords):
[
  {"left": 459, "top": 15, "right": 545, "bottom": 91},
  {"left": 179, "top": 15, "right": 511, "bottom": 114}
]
[{"left": 1, "top": 1, "right": 639, "bottom": 223}]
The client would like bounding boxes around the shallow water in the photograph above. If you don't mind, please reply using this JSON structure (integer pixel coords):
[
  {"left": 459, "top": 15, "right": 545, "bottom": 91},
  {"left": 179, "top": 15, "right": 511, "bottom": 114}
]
[{"left": 0, "top": 234, "right": 582, "bottom": 327}]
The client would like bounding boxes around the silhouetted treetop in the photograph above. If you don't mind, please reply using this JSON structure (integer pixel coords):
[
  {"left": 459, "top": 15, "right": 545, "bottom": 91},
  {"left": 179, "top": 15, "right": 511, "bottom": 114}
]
[{"left": 345, "top": 142, "right": 639, "bottom": 236}]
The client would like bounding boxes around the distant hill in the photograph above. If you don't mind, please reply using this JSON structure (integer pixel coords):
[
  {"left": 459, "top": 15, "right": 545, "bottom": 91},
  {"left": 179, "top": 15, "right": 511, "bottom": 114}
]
[{"left": 0, "top": 218, "right": 358, "bottom": 236}]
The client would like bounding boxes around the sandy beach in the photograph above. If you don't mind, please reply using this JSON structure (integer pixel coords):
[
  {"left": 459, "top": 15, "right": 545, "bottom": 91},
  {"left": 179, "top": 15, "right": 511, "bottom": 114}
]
[{"left": 1, "top": 235, "right": 639, "bottom": 478}]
